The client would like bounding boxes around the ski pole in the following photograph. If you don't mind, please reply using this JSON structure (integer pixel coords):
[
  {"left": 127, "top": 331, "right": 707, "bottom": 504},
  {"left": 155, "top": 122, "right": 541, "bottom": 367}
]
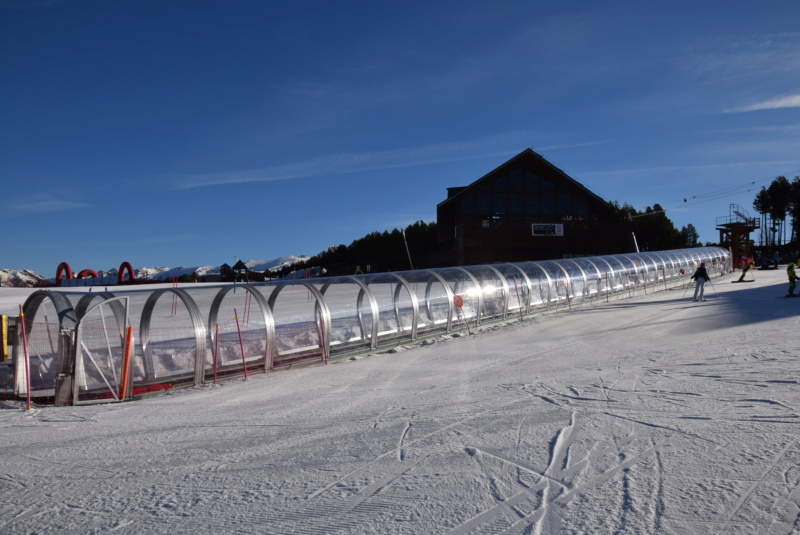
[{"left": 707, "top": 278, "right": 718, "bottom": 295}]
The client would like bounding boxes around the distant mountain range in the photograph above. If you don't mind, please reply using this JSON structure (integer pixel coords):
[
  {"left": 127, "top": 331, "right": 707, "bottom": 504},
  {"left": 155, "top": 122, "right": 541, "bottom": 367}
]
[{"left": 0, "top": 256, "right": 309, "bottom": 287}]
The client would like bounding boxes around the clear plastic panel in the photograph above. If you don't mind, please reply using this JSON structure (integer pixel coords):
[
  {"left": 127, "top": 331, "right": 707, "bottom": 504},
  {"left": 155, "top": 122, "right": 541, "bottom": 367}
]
[
  {"left": 265, "top": 283, "right": 326, "bottom": 369},
  {"left": 358, "top": 272, "right": 416, "bottom": 345},
  {"left": 15, "top": 247, "right": 732, "bottom": 404}
]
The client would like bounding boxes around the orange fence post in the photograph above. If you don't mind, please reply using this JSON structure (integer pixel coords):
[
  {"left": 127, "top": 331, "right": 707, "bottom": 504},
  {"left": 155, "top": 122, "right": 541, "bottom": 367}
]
[{"left": 119, "top": 326, "right": 134, "bottom": 401}]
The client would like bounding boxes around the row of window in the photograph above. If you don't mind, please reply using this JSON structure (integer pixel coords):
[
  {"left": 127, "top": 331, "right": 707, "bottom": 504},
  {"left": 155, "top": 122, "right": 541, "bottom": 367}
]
[{"left": 460, "top": 190, "right": 590, "bottom": 218}]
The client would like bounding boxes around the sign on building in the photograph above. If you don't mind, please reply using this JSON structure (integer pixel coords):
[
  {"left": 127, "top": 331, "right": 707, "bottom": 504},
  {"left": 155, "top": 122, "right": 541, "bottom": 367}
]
[{"left": 532, "top": 224, "right": 564, "bottom": 236}]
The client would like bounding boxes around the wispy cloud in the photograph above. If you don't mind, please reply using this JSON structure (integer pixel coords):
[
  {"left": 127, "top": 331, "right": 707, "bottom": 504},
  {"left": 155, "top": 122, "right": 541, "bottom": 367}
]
[
  {"left": 7, "top": 199, "right": 91, "bottom": 213},
  {"left": 161, "top": 137, "right": 611, "bottom": 191},
  {"left": 162, "top": 139, "right": 518, "bottom": 190},
  {"left": 0, "top": 0, "right": 66, "bottom": 8},
  {"left": 727, "top": 94, "right": 800, "bottom": 113},
  {"left": 580, "top": 160, "right": 800, "bottom": 178}
]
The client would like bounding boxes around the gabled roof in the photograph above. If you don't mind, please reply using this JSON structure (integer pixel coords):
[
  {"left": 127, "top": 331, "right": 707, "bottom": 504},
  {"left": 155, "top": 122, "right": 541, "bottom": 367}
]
[
  {"left": 232, "top": 259, "right": 248, "bottom": 271},
  {"left": 438, "top": 148, "right": 610, "bottom": 208}
]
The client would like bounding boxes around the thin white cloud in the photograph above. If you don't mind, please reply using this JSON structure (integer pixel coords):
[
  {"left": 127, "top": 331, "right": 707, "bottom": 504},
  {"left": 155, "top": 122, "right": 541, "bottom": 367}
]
[
  {"left": 727, "top": 94, "right": 800, "bottom": 113},
  {"left": 163, "top": 137, "right": 612, "bottom": 190},
  {"left": 580, "top": 160, "right": 800, "bottom": 178},
  {"left": 0, "top": 0, "right": 66, "bottom": 8},
  {"left": 9, "top": 199, "right": 91, "bottom": 213}
]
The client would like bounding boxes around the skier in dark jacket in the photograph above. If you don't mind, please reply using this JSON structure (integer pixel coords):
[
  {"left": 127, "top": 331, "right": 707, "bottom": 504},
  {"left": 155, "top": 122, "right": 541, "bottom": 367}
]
[
  {"left": 691, "top": 262, "right": 711, "bottom": 301},
  {"left": 787, "top": 263, "right": 797, "bottom": 297}
]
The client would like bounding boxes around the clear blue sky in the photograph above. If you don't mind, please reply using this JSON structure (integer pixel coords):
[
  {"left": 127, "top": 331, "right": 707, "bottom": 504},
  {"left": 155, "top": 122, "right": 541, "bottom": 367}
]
[{"left": 2, "top": 0, "right": 799, "bottom": 276}]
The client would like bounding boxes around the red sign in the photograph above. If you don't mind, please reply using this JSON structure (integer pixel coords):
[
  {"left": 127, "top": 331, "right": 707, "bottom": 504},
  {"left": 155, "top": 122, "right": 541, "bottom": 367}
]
[{"left": 454, "top": 295, "right": 464, "bottom": 308}]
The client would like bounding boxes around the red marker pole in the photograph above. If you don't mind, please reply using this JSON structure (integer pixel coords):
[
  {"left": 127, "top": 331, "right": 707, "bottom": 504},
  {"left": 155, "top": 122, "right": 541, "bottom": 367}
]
[
  {"left": 454, "top": 295, "right": 470, "bottom": 335},
  {"left": 234, "top": 309, "right": 248, "bottom": 380}
]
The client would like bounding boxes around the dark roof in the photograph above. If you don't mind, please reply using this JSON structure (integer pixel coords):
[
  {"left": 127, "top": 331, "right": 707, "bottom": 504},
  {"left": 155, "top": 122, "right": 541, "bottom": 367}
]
[
  {"left": 232, "top": 260, "right": 248, "bottom": 271},
  {"left": 437, "top": 148, "right": 610, "bottom": 208}
]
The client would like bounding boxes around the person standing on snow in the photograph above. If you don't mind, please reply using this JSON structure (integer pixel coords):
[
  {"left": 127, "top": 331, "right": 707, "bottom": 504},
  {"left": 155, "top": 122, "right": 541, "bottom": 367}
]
[
  {"left": 787, "top": 263, "right": 797, "bottom": 297},
  {"left": 691, "top": 262, "right": 711, "bottom": 301},
  {"left": 738, "top": 260, "right": 755, "bottom": 282}
]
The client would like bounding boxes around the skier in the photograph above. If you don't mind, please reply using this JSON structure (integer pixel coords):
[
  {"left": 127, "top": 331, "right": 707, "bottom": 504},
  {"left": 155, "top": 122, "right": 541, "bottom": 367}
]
[
  {"left": 737, "top": 260, "right": 755, "bottom": 282},
  {"left": 691, "top": 262, "right": 710, "bottom": 301},
  {"left": 787, "top": 263, "right": 797, "bottom": 297}
]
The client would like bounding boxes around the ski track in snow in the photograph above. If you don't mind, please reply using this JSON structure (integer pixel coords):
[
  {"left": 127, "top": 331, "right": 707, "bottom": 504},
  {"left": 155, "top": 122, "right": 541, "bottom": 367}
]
[{"left": 3, "top": 269, "right": 800, "bottom": 533}]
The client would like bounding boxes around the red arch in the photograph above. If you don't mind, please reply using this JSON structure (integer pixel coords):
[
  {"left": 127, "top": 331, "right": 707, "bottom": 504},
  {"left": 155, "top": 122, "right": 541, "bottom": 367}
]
[
  {"left": 118, "top": 262, "right": 136, "bottom": 285},
  {"left": 55, "top": 262, "right": 73, "bottom": 286},
  {"left": 76, "top": 269, "right": 99, "bottom": 279}
]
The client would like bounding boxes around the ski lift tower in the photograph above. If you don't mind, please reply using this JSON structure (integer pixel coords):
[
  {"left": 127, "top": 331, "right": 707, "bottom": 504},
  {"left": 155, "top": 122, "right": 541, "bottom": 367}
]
[{"left": 716, "top": 204, "right": 759, "bottom": 269}]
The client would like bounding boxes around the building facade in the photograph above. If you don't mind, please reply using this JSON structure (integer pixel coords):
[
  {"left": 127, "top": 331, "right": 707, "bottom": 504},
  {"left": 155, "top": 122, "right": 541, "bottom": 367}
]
[{"left": 436, "top": 149, "right": 632, "bottom": 266}]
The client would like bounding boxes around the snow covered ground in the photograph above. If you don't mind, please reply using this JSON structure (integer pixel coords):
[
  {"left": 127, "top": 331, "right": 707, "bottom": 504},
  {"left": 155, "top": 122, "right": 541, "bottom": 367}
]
[{"left": 2, "top": 266, "right": 799, "bottom": 534}]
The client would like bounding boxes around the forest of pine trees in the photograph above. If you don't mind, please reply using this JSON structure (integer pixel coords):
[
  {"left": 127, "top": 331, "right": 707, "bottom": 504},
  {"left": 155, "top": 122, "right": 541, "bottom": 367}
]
[{"left": 752, "top": 176, "right": 800, "bottom": 248}]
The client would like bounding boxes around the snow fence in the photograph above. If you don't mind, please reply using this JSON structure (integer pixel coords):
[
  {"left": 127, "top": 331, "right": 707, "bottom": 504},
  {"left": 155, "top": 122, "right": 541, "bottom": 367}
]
[{"left": 3, "top": 247, "right": 730, "bottom": 405}]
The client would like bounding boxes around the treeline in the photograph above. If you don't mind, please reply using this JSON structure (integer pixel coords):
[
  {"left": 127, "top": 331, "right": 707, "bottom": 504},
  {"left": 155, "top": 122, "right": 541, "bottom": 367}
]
[
  {"left": 272, "top": 205, "right": 703, "bottom": 278},
  {"left": 274, "top": 220, "right": 439, "bottom": 278},
  {"left": 752, "top": 176, "right": 800, "bottom": 247},
  {"left": 609, "top": 201, "right": 704, "bottom": 251}
]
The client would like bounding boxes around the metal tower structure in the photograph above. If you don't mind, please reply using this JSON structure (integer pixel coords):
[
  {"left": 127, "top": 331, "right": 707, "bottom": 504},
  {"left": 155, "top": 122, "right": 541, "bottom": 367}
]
[{"left": 716, "top": 204, "right": 759, "bottom": 268}]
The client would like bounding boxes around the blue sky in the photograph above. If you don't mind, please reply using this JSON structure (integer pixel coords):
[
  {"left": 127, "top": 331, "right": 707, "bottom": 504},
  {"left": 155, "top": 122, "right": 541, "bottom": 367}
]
[{"left": 2, "top": 0, "right": 800, "bottom": 276}]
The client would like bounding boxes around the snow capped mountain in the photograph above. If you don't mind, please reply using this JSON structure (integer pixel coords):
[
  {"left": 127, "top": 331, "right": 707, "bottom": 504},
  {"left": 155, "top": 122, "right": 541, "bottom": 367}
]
[
  {"left": 0, "top": 255, "right": 309, "bottom": 286},
  {"left": 0, "top": 269, "right": 49, "bottom": 287}
]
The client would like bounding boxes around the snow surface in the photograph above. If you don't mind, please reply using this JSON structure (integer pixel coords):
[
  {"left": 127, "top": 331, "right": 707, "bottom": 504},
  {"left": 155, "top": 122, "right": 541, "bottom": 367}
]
[{"left": 2, "top": 267, "right": 800, "bottom": 534}]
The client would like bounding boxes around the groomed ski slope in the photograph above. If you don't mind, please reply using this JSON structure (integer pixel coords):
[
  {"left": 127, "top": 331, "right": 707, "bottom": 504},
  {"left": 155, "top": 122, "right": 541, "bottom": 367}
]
[{"left": 1, "top": 265, "right": 799, "bottom": 534}]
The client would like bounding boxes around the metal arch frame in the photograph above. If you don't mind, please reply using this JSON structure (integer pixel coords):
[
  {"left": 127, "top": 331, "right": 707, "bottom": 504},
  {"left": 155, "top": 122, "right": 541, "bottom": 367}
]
[
  {"left": 498, "top": 263, "right": 533, "bottom": 317},
  {"left": 628, "top": 253, "right": 653, "bottom": 291},
  {"left": 17, "top": 290, "right": 79, "bottom": 403},
  {"left": 452, "top": 267, "right": 485, "bottom": 326},
  {"left": 140, "top": 288, "right": 207, "bottom": 386},
  {"left": 22, "top": 290, "right": 78, "bottom": 328},
  {"left": 72, "top": 295, "right": 130, "bottom": 405},
  {"left": 572, "top": 257, "right": 604, "bottom": 300},
  {"left": 561, "top": 259, "right": 589, "bottom": 304},
  {"left": 320, "top": 276, "right": 380, "bottom": 350},
  {"left": 611, "top": 254, "right": 638, "bottom": 291},
  {"left": 587, "top": 256, "right": 616, "bottom": 296},
  {"left": 417, "top": 269, "right": 456, "bottom": 334},
  {"left": 481, "top": 264, "right": 511, "bottom": 320},
  {"left": 383, "top": 272, "right": 420, "bottom": 342},
  {"left": 598, "top": 255, "right": 628, "bottom": 291},
  {"left": 75, "top": 292, "right": 129, "bottom": 337},
  {"left": 522, "top": 262, "right": 555, "bottom": 311},
  {"left": 532, "top": 260, "right": 571, "bottom": 308},
  {"left": 457, "top": 265, "right": 509, "bottom": 321},
  {"left": 640, "top": 252, "right": 664, "bottom": 285},
  {"left": 267, "top": 281, "right": 332, "bottom": 361},
  {"left": 661, "top": 251, "right": 682, "bottom": 284},
  {"left": 208, "top": 285, "right": 276, "bottom": 372}
]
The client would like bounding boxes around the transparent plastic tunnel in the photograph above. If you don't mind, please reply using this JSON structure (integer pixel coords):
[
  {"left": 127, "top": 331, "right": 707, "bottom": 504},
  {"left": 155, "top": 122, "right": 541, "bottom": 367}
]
[{"left": 7, "top": 246, "right": 730, "bottom": 405}]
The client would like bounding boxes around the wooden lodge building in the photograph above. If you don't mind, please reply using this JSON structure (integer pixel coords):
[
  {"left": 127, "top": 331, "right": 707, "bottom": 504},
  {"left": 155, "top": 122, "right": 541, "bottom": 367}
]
[{"left": 435, "top": 149, "right": 632, "bottom": 266}]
